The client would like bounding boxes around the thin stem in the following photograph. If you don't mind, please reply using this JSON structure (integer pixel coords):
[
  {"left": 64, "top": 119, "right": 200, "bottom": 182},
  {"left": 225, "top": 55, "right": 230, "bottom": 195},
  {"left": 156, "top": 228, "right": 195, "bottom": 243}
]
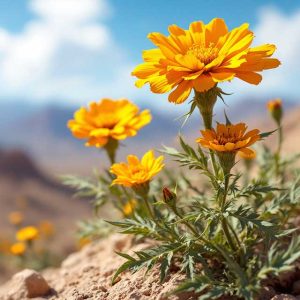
[
  {"left": 219, "top": 173, "right": 239, "bottom": 252},
  {"left": 275, "top": 125, "right": 284, "bottom": 182},
  {"left": 172, "top": 207, "right": 199, "bottom": 236},
  {"left": 222, "top": 218, "right": 237, "bottom": 251},
  {"left": 220, "top": 175, "right": 230, "bottom": 210},
  {"left": 227, "top": 221, "right": 241, "bottom": 248},
  {"left": 142, "top": 194, "right": 155, "bottom": 221}
]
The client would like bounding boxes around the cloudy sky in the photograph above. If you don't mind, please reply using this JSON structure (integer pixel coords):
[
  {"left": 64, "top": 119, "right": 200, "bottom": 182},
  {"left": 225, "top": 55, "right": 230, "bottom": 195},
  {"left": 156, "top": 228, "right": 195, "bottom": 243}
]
[{"left": 0, "top": 0, "right": 299, "bottom": 110}]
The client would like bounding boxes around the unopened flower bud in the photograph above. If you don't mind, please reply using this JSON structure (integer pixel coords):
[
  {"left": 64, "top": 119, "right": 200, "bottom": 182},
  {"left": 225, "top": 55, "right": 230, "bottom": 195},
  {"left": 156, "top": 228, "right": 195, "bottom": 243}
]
[
  {"left": 162, "top": 187, "right": 177, "bottom": 206},
  {"left": 267, "top": 99, "right": 283, "bottom": 125}
]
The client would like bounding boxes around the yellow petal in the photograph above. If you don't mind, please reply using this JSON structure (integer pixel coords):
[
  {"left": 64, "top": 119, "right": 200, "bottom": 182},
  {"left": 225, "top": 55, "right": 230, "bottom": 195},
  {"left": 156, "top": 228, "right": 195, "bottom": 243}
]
[{"left": 238, "top": 148, "right": 256, "bottom": 159}]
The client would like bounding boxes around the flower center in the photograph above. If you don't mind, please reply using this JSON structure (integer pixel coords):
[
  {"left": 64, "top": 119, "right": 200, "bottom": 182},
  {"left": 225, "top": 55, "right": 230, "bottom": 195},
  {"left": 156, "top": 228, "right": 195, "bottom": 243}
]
[
  {"left": 215, "top": 132, "right": 242, "bottom": 145},
  {"left": 187, "top": 43, "right": 218, "bottom": 65}
]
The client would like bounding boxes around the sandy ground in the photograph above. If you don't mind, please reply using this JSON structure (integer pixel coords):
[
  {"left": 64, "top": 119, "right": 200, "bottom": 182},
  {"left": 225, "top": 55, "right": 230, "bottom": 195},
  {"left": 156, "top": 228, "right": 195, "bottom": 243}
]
[{"left": 2, "top": 234, "right": 300, "bottom": 300}]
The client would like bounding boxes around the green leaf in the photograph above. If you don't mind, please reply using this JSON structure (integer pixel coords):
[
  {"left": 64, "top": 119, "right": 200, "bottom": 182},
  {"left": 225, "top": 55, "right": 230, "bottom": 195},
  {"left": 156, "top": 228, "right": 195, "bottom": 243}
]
[{"left": 259, "top": 129, "right": 277, "bottom": 139}]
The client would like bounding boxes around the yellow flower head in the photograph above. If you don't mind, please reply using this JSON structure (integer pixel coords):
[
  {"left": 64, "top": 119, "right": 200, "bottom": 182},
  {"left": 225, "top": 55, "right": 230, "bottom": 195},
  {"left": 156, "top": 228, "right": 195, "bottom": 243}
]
[
  {"left": 196, "top": 123, "right": 260, "bottom": 159},
  {"left": 68, "top": 99, "right": 152, "bottom": 147},
  {"left": 267, "top": 98, "right": 282, "bottom": 112},
  {"left": 8, "top": 211, "right": 24, "bottom": 226},
  {"left": 16, "top": 226, "right": 39, "bottom": 242},
  {"left": 110, "top": 150, "right": 164, "bottom": 187},
  {"left": 123, "top": 199, "right": 138, "bottom": 216},
  {"left": 132, "top": 18, "right": 280, "bottom": 104},
  {"left": 10, "top": 242, "right": 26, "bottom": 256}
]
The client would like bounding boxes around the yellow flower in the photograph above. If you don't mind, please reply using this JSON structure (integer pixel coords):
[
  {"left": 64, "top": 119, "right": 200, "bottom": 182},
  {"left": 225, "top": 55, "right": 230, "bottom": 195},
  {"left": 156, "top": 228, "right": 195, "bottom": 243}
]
[
  {"left": 8, "top": 211, "right": 24, "bottom": 226},
  {"left": 68, "top": 99, "right": 152, "bottom": 147},
  {"left": 110, "top": 150, "right": 164, "bottom": 187},
  {"left": 16, "top": 226, "right": 39, "bottom": 242},
  {"left": 132, "top": 18, "right": 280, "bottom": 104},
  {"left": 123, "top": 199, "right": 138, "bottom": 216},
  {"left": 10, "top": 242, "right": 26, "bottom": 256},
  {"left": 38, "top": 221, "right": 55, "bottom": 238},
  {"left": 196, "top": 123, "right": 260, "bottom": 159}
]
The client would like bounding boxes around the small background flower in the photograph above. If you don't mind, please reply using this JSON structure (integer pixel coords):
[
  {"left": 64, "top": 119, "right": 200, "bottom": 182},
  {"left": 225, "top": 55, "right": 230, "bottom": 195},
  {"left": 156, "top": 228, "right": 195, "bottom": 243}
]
[
  {"left": 110, "top": 150, "right": 164, "bottom": 187},
  {"left": 197, "top": 123, "right": 260, "bottom": 159},
  {"left": 68, "top": 99, "right": 152, "bottom": 147}
]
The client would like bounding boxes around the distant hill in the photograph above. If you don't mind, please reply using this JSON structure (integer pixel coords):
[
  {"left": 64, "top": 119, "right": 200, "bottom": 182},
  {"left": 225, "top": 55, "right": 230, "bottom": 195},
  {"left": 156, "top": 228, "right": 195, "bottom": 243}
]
[
  {"left": 0, "top": 99, "right": 298, "bottom": 174},
  {"left": 0, "top": 148, "right": 93, "bottom": 283}
]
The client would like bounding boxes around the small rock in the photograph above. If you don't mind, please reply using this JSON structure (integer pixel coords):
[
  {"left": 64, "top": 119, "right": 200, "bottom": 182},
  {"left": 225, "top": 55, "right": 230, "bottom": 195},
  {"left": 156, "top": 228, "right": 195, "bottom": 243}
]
[
  {"left": 14, "top": 269, "right": 50, "bottom": 298},
  {"left": 271, "top": 294, "right": 297, "bottom": 300},
  {"left": 0, "top": 269, "right": 50, "bottom": 299}
]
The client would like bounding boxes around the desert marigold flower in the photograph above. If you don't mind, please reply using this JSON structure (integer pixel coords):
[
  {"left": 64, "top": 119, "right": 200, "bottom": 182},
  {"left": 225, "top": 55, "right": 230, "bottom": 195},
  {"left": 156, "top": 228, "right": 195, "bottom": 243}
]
[
  {"left": 68, "top": 99, "right": 152, "bottom": 147},
  {"left": 122, "top": 199, "right": 138, "bottom": 216},
  {"left": 10, "top": 242, "right": 26, "bottom": 256},
  {"left": 132, "top": 18, "right": 280, "bottom": 104},
  {"left": 196, "top": 123, "right": 260, "bottom": 159},
  {"left": 267, "top": 98, "right": 283, "bottom": 124},
  {"left": 8, "top": 211, "right": 24, "bottom": 226},
  {"left": 110, "top": 150, "right": 164, "bottom": 188},
  {"left": 16, "top": 226, "right": 39, "bottom": 242}
]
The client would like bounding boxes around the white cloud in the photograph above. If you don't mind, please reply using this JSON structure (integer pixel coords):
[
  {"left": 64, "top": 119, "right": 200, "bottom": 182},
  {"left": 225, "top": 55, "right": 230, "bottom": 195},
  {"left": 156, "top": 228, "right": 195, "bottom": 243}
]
[
  {"left": 0, "top": 0, "right": 143, "bottom": 104},
  {"left": 0, "top": 2, "right": 298, "bottom": 109},
  {"left": 227, "top": 7, "right": 300, "bottom": 101}
]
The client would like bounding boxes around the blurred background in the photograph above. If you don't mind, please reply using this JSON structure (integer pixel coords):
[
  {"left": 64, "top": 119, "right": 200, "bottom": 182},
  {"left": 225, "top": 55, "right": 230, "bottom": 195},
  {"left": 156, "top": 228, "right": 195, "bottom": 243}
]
[{"left": 0, "top": 0, "right": 299, "bottom": 282}]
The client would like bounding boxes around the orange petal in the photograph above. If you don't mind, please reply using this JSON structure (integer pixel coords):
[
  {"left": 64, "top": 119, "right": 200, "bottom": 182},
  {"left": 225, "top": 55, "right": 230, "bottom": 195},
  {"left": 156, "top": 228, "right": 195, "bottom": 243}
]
[
  {"left": 193, "top": 75, "right": 216, "bottom": 92},
  {"left": 238, "top": 148, "right": 256, "bottom": 159},
  {"left": 224, "top": 142, "right": 235, "bottom": 151},
  {"left": 168, "top": 80, "right": 193, "bottom": 104},
  {"left": 235, "top": 72, "right": 262, "bottom": 85}
]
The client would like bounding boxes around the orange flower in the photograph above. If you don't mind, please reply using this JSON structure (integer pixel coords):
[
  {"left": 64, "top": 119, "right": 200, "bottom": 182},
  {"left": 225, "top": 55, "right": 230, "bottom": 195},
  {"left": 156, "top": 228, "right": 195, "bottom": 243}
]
[
  {"left": 196, "top": 123, "right": 260, "bottom": 159},
  {"left": 8, "top": 211, "right": 24, "bottom": 226},
  {"left": 10, "top": 242, "right": 26, "bottom": 256},
  {"left": 110, "top": 150, "right": 164, "bottom": 187},
  {"left": 68, "top": 99, "right": 152, "bottom": 147},
  {"left": 132, "top": 18, "right": 280, "bottom": 104},
  {"left": 16, "top": 226, "right": 39, "bottom": 242}
]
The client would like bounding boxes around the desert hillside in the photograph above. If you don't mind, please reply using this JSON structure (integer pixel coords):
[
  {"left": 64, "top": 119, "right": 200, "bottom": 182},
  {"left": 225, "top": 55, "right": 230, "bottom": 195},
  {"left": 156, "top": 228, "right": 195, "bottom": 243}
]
[{"left": 0, "top": 149, "right": 93, "bottom": 283}]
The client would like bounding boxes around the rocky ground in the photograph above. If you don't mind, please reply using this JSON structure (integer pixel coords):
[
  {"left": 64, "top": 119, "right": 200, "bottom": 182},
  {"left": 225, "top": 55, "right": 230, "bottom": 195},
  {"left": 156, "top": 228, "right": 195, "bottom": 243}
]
[{"left": 2, "top": 234, "right": 300, "bottom": 300}]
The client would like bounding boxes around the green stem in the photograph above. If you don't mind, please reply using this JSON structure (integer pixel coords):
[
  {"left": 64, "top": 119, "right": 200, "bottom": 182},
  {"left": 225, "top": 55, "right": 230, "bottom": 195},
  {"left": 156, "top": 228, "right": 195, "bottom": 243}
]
[
  {"left": 104, "top": 138, "right": 119, "bottom": 165},
  {"left": 219, "top": 173, "right": 239, "bottom": 252},
  {"left": 194, "top": 88, "right": 219, "bottom": 176},
  {"left": 220, "top": 175, "right": 230, "bottom": 210},
  {"left": 141, "top": 194, "right": 155, "bottom": 221},
  {"left": 275, "top": 125, "right": 283, "bottom": 182},
  {"left": 170, "top": 205, "right": 205, "bottom": 240},
  {"left": 227, "top": 221, "right": 241, "bottom": 248},
  {"left": 222, "top": 218, "right": 237, "bottom": 251}
]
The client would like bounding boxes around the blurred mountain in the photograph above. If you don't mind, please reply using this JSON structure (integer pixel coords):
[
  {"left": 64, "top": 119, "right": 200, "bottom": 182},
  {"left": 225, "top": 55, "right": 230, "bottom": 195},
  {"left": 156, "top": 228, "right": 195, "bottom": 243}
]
[
  {"left": 0, "top": 148, "right": 94, "bottom": 283},
  {"left": 0, "top": 148, "right": 91, "bottom": 244},
  {"left": 0, "top": 99, "right": 298, "bottom": 174}
]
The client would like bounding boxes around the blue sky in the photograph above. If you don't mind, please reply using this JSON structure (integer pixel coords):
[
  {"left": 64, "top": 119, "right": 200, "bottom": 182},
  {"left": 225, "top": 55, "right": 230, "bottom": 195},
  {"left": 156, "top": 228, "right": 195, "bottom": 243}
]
[{"left": 0, "top": 0, "right": 298, "bottom": 111}]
